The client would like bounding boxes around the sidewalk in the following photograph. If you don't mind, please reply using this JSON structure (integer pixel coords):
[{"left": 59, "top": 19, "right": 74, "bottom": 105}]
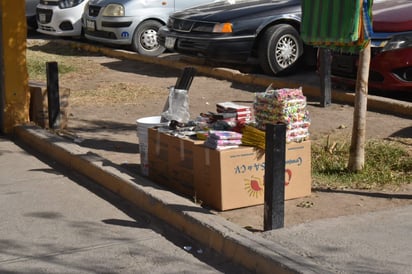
[
  {"left": 0, "top": 136, "right": 256, "bottom": 273},
  {"left": 11, "top": 125, "right": 412, "bottom": 274}
]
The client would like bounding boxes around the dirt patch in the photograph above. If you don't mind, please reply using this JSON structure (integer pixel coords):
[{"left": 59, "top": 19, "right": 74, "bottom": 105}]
[{"left": 27, "top": 39, "right": 412, "bottom": 231}]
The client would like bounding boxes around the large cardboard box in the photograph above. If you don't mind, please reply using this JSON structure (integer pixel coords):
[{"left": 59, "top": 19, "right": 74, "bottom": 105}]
[
  {"left": 148, "top": 128, "right": 203, "bottom": 196},
  {"left": 193, "top": 141, "right": 311, "bottom": 211}
]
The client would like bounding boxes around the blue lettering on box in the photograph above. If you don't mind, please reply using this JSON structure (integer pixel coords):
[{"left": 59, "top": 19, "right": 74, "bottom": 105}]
[
  {"left": 234, "top": 157, "right": 303, "bottom": 174},
  {"left": 285, "top": 157, "right": 303, "bottom": 166},
  {"left": 234, "top": 163, "right": 265, "bottom": 174}
]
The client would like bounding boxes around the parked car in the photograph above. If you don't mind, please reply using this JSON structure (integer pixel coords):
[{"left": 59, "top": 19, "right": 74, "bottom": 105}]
[
  {"left": 26, "top": 0, "right": 40, "bottom": 29},
  {"left": 329, "top": 0, "right": 412, "bottom": 92},
  {"left": 82, "top": 0, "right": 217, "bottom": 56},
  {"left": 36, "top": 0, "right": 89, "bottom": 37},
  {"left": 158, "top": 0, "right": 316, "bottom": 76}
]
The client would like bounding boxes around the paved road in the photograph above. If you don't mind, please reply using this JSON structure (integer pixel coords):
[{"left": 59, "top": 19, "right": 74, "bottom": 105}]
[{"left": 0, "top": 136, "right": 251, "bottom": 274}]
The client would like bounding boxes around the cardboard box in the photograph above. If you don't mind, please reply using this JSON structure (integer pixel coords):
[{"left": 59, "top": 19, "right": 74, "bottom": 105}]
[
  {"left": 29, "top": 81, "right": 70, "bottom": 129},
  {"left": 148, "top": 128, "right": 203, "bottom": 196},
  {"left": 193, "top": 141, "right": 311, "bottom": 211},
  {"left": 147, "top": 128, "right": 170, "bottom": 186}
]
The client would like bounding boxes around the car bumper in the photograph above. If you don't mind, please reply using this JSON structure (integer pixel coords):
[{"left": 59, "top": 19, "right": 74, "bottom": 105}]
[
  {"left": 158, "top": 27, "right": 255, "bottom": 63},
  {"left": 27, "top": 15, "right": 37, "bottom": 30},
  {"left": 331, "top": 47, "right": 412, "bottom": 92},
  {"left": 36, "top": 4, "right": 86, "bottom": 36},
  {"left": 83, "top": 15, "right": 136, "bottom": 45}
]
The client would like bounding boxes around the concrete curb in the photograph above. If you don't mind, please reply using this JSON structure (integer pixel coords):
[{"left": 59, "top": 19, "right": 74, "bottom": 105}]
[
  {"left": 13, "top": 125, "right": 332, "bottom": 274},
  {"left": 59, "top": 39, "right": 412, "bottom": 118}
]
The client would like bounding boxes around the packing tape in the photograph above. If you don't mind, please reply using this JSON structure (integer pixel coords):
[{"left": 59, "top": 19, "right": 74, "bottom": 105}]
[
  {"left": 205, "top": 148, "right": 210, "bottom": 166},
  {"left": 156, "top": 131, "right": 160, "bottom": 155},
  {"left": 180, "top": 139, "right": 185, "bottom": 161}
]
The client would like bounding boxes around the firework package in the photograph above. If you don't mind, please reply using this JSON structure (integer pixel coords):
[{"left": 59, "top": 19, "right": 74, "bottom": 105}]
[{"left": 254, "top": 86, "right": 311, "bottom": 143}]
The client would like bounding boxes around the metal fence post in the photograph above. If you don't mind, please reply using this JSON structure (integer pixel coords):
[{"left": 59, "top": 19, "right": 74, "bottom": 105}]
[
  {"left": 264, "top": 123, "right": 286, "bottom": 230},
  {"left": 46, "top": 62, "right": 60, "bottom": 129},
  {"left": 319, "top": 48, "right": 332, "bottom": 107}
]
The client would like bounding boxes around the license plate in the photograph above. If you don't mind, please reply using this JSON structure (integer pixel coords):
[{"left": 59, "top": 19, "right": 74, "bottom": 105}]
[
  {"left": 165, "top": 36, "right": 176, "bottom": 49},
  {"left": 39, "top": 13, "right": 46, "bottom": 23},
  {"left": 86, "top": 20, "right": 96, "bottom": 31}
]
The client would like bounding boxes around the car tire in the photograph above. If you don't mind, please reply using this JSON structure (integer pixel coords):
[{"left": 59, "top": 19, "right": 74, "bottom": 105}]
[
  {"left": 132, "top": 20, "right": 166, "bottom": 56},
  {"left": 258, "top": 24, "right": 303, "bottom": 76}
]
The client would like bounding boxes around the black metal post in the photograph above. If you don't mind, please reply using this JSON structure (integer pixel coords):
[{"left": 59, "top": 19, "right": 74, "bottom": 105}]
[
  {"left": 319, "top": 48, "right": 332, "bottom": 107},
  {"left": 46, "top": 62, "right": 60, "bottom": 129},
  {"left": 264, "top": 123, "right": 286, "bottom": 231}
]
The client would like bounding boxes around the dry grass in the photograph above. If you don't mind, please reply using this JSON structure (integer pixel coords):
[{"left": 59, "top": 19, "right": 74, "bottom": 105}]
[
  {"left": 70, "top": 82, "right": 165, "bottom": 106},
  {"left": 27, "top": 39, "right": 165, "bottom": 105}
]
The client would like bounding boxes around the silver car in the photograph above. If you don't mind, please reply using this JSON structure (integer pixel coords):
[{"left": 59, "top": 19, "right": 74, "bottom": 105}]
[
  {"left": 26, "top": 0, "right": 40, "bottom": 29},
  {"left": 83, "top": 0, "right": 217, "bottom": 56}
]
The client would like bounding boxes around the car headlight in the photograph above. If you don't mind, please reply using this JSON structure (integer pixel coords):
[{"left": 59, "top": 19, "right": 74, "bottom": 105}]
[
  {"left": 102, "top": 4, "right": 125, "bottom": 17},
  {"left": 59, "top": 0, "right": 85, "bottom": 9},
  {"left": 382, "top": 33, "right": 412, "bottom": 52},
  {"left": 212, "top": 23, "right": 233, "bottom": 33},
  {"left": 190, "top": 22, "right": 233, "bottom": 33}
]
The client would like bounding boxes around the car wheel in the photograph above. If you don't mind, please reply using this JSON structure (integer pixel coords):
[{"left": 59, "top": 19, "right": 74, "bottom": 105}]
[
  {"left": 132, "top": 20, "right": 166, "bottom": 56},
  {"left": 258, "top": 24, "right": 303, "bottom": 76}
]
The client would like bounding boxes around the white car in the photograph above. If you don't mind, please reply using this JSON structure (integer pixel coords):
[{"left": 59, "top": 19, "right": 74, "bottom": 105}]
[
  {"left": 36, "top": 0, "right": 89, "bottom": 37},
  {"left": 83, "top": 0, "right": 217, "bottom": 56}
]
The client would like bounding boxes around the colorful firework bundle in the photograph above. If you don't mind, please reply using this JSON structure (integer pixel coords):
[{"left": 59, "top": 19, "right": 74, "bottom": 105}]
[
  {"left": 216, "top": 101, "right": 253, "bottom": 124},
  {"left": 253, "top": 86, "right": 310, "bottom": 143},
  {"left": 240, "top": 124, "right": 266, "bottom": 150},
  {"left": 204, "top": 130, "right": 243, "bottom": 150}
]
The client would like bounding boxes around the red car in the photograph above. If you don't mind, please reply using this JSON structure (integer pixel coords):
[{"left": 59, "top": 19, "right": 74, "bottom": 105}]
[{"left": 330, "top": 0, "right": 412, "bottom": 93}]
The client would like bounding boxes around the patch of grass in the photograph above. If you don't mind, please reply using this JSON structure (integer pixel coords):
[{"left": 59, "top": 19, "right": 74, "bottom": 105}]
[
  {"left": 312, "top": 137, "right": 412, "bottom": 190},
  {"left": 27, "top": 51, "right": 76, "bottom": 81},
  {"left": 69, "top": 82, "right": 166, "bottom": 106}
]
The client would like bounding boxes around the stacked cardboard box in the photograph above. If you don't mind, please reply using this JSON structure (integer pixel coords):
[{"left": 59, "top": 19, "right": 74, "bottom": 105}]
[
  {"left": 147, "top": 128, "right": 203, "bottom": 197},
  {"left": 148, "top": 128, "right": 312, "bottom": 211}
]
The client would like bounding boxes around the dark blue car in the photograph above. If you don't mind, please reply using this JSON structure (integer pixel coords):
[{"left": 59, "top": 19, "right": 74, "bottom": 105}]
[{"left": 158, "top": 0, "right": 315, "bottom": 76}]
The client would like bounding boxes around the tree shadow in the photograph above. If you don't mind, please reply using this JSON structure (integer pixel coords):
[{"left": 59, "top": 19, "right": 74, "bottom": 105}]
[
  {"left": 65, "top": 119, "right": 138, "bottom": 153},
  {"left": 390, "top": 126, "right": 412, "bottom": 138},
  {"left": 313, "top": 187, "right": 412, "bottom": 200},
  {"left": 101, "top": 59, "right": 181, "bottom": 79},
  {"left": 27, "top": 37, "right": 103, "bottom": 57}
]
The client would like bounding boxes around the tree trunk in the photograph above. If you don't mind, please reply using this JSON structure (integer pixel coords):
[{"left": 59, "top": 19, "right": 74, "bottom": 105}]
[
  {"left": 0, "top": 0, "right": 30, "bottom": 134},
  {"left": 348, "top": 43, "right": 371, "bottom": 171}
]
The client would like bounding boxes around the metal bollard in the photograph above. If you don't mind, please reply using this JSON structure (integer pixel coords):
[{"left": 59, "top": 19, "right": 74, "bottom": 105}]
[
  {"left": 46, "top": 61, "right": 60, "bottom": 129},
  {"left": 264, "top": 123, "right": 286, "bottom": 231}
]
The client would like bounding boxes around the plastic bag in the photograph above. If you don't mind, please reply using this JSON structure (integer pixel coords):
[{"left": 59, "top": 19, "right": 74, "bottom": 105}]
[{"left": 161, "top": 86, "right": 190, "bottom": 123}]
